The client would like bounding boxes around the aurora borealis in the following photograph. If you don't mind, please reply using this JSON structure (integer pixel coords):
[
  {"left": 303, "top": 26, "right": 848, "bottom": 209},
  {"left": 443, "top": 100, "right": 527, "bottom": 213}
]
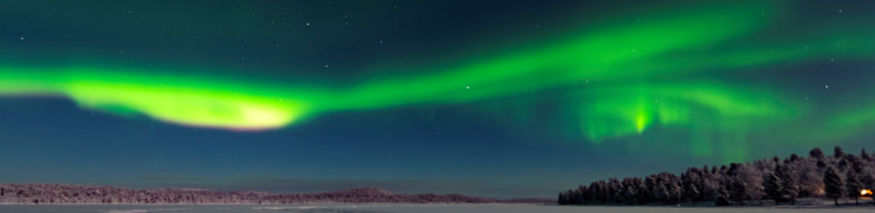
[{"left": 1, "top": 0, "right": 875, "bottom": 197}]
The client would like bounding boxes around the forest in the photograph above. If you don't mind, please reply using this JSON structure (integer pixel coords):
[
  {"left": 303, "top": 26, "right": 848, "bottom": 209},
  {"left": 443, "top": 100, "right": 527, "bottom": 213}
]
[{"left": 558, "top": 147, "right": 875, "bottom": 206}]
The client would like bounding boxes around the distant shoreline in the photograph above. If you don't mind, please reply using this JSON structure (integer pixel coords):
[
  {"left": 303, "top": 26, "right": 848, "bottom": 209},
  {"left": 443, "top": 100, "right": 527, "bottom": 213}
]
[{"left": 0, "top": 184, "right": 552, "bottom": 205}]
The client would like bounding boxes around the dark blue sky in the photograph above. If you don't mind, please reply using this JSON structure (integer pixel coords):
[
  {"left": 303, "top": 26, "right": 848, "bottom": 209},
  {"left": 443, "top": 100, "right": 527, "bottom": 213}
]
[{"left": 1, "top": 0, "right": 875, "bottom": 198}]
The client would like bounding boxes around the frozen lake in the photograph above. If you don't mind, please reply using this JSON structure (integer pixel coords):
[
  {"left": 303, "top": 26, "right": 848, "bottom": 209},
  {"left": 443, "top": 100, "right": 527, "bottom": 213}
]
[{"left": 1, "top": 204, "right": 874, "bottom": 213}]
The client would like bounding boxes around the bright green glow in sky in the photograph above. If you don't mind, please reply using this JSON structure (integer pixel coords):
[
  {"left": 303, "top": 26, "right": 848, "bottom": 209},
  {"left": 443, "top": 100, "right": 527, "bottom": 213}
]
[
  {"left": 0, "top": 1, "right": 781, "bottom": 131},
  {"left": 66, "top": 80, "right": 305, "bottom": 130},
  {"left": 0, "top": 69, "right": 312, "bottom": 130},
  {"left": 334, "top": 2, "right": 771, "bottom": 110},
  {"left": 1, "top": 0, "right": 874, "bottom": 161},
  {"left": 575, "top": 82, "right": 800, "bottom": 147}
]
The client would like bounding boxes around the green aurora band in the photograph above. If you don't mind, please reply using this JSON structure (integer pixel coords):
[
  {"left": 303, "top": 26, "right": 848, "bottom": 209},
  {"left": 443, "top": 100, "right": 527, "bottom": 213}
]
[{"left": 1, "top": 1, "right": 875, "bottom": 160}]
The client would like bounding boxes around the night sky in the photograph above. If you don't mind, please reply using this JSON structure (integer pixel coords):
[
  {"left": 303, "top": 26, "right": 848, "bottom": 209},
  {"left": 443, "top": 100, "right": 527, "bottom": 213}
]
[{"left": 1, "top": 0, "right": 875, "bottom": 198}]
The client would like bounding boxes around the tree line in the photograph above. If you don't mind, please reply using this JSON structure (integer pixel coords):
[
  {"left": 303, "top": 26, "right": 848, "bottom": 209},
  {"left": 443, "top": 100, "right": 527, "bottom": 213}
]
[
  {"left": 558, "top": 146, "right": 875, "bottom": 206},
  {"left": 0, "top": 185, "right": 509, "bottom": 204}
]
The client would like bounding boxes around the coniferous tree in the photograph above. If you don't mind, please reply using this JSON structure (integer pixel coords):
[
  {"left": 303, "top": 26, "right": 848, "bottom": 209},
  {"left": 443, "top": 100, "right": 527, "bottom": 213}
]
[
  {"left": 558, "top": 190, "right": 569, "bottom": 205},
  {"left": 810, "top": 148, "right": 825, "bottom": 159},
  {"left": 834, "top": 146, "right": 845, "bottom": 159},
  {"left": 715, "top": 184, "right": 731, "bottom": 206},
  {"left": 681, "top": 169, "right": 703, "bottom": 202},
  {"left": 863, "top": 172, "right": 875, "bottom": 190},
  {"left": 732, "top": 164, "right": 765, "bottom": 204},
  {"left": 666, "top": 178, "right": 683, "bottom": 204},
  {"left": 589, "top": 181, "right": 603, "bottom": 204},
  {"left": 847, "top": 155, "right": 863, "bottom": 173},
  {"left": 764, "top": 172, "right": 784, "bottom": 202},
  {"left": 635, "top": 179, "right": 651, "bottom": 205},
  {"left": 621, "top": 178, "right": 641, "bottom": 205},
  {"left": 845, "top": 169, "right": 862, "bottom": 205},
  {"left": 776, "top": 164, "right": 799, "bottom": 204},
  {"left": 825, "top": 166, "right": 845, "bottom": 206},
  {"left": 586, "top": 182, "right": 598, "bottom": 205},
  {"left": 863, "top": 172, "right": 875, "bottom": 205},
  {"left": 607, "top": 178, "right": 621, "bottom": 204},
  {"left": 838, "top": 159, "right": 850, "bottom": 171},
  {"left": 729, "top": 177, "right": 748, "bottom": 204},
  {"left": 700, "top": 174, "right": 722, "bottom": 202},
  {"left": 796, "top": 159, "right": 823, "bottom": 197},
  {"left": 558, "top": 147, "right": 875, "bottom": 206}
]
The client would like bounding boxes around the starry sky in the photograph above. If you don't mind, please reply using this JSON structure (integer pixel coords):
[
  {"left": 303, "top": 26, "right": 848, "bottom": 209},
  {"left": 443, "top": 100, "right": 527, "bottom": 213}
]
[{"left": 1, "top": 0, "right": 875, "bottom": 198}]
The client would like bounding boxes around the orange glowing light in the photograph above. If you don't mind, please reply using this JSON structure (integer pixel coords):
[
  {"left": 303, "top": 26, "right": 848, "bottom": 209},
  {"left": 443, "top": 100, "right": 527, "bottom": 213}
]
[{"left": 861, "top": 189, "right": 873, "bottom": 197}]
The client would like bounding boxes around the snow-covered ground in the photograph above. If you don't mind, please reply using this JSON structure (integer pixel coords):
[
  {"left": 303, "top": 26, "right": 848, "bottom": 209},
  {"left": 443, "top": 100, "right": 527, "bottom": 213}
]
[{"left": 1, "top": 204, "right": 875, "bottom": 213}]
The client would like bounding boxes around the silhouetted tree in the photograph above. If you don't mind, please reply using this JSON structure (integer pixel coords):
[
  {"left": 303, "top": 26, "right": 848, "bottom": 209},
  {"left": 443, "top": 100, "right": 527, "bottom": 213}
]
[
  {"left": 810, "top": 148, "right": 825, "bottom": 159},
  {"left": 668, "top": 180, "right": 682, "bottom": 204},
  {"left": 635, "top": 179, "right": 651, "bottom": 205},
  {"left": 621, "top": 178, "right": 642, "bottom": 205},
  {"left": 581, "top": 187, "right": 590, "bottom": 204},
  {"left": 729, "top": 178, "right": 747, "bottom": 204},
  {"left": 558, "top": 191, "right": 569, "bottom": 205},
  {"left": 776, "top": 164, "right": 799, "bottom": 204},
  {"left": 764, "top": 172, "right": 784, "bottom": 202},
  {"left": 863, "top": 172, "right": 875, "bottom": 190},
  {"left": 715, "top": 186, "right": 731, "bottom": 206},
  {"left": 727, "top": 164, "right": 765, "bottom": 205},
  {"left": 838, "top": 159, "right": 850, "bottom": 171},
  {"left": 794, "top": 158, "right": 823, "bottom": 197},
  {"left": 559, "top": 147, "right": 875, "bottom": 206},
  {"left": 700, "top": 174, "right": 723, "bottom": 202},
  {"left": 681, "top": 168, "right": 703, "bottom": 202},
  {"left": 817, "top": 160, "right": 827, "bottom": 169},
  {"left": 825, "top": 166, "right": 845, "bottom": 206},
  {"left": 587, "top": 182, "right": 602, "bottom": 204},
  {"left": 607, "top": 178, "right": 621, "bottom": 204},
  {"left": 847, "top": 155, "right": 863, "bottom": 174},
  {"left": 845, "top": 169, "right": 862, "bottom": 205}
]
